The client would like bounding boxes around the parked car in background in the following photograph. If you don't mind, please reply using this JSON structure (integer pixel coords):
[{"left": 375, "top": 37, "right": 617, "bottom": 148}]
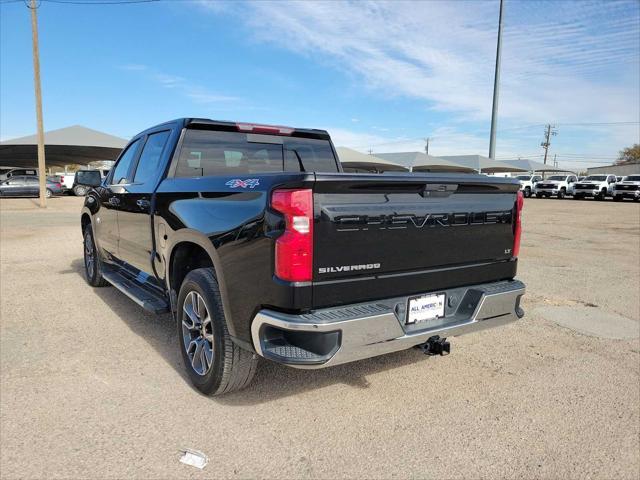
[
  {"left": 0, "top": 176, "right": 62, "bottom": 198},
  {"left": 534, "top": 174, "right": 578, "bottom": 199},
  {"left": 515, "top": 174, "right": 542, "bottom": 198},
  {"left": 0, "top": 168, "right": 38, "bottom": 181},
  {"left": 613, "top": 174, "right": 640, "bottom": 202},
  {"left": 573, "top": 174, "right": 617, "bottom": 200}
]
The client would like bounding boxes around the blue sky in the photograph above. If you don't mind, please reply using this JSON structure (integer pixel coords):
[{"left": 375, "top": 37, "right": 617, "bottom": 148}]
[{"left": 1, "top": 0, "right": 639, "bottom": 170}]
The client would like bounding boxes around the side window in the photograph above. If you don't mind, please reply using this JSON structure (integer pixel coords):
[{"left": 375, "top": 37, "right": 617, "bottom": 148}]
[
  {"left": 133, "top": 131, "right": 170, "bottom": 184},
  {"left": 25, "top": 177, "right": 39, "bottom": 184},
  {"left": 110, "top": 139, "right": 141, "bottom": 185}
]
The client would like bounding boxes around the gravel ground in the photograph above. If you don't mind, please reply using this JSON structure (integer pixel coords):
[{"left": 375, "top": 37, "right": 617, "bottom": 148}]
[{"left": 1, "top": 195, "right": 639, "bottom": 479}]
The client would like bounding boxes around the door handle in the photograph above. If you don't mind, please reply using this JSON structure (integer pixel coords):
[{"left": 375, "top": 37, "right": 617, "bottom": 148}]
[
  {"left": 136, "top": 199, "right": 150, "bottom": 209},
  {"left": 108, "top": 197, "right": 120, "bottom": 206}
]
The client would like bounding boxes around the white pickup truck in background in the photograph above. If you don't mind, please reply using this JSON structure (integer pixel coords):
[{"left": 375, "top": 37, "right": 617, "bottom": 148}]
[
  {"left": 515, "top": 174, "right": 542, "bottom": 198},
  {"left": 573, "top": 174, "right": 617, "bottom": 200},
  {"left": 534, "top": 174, "right": 578, "bottom": 199},
  {"left": 612, "top": 174, "right": 640, "bottom": 202}
]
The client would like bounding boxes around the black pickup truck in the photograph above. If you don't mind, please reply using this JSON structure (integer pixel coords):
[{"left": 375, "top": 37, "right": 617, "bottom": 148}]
[{"left": 78, "top": 118, "right": 525, "bottom": 395}]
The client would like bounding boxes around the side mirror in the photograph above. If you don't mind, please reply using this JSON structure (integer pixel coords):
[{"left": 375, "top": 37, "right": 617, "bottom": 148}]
[{"left": 74, "top": 170, "right": 102, "bottom": 187}]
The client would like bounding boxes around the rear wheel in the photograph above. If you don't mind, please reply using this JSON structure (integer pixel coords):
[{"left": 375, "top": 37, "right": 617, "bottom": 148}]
[
  {"left": 73, "top": 185, "right": 87, "bottom": 196},
  {"left": 45, "top": 188, "right": 53, "bottom": 198},
  {"left": 83, "top": 224, "right": 109, "bottom": 287},
  {"left": 177, "top": 268, "right": 257, "bottom": 395}
]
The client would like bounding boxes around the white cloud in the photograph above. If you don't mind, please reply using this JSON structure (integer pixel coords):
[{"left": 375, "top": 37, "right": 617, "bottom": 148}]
[
  {"left": 119, "top": 64, "right": 241, "bottom": 105},
  {"left": 228, "top": 0, "right": 639, "bottom": 126}
]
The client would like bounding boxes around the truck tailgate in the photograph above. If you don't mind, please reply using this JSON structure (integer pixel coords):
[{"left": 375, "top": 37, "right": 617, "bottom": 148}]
[{"left": 312, "top": 173, "right": 520, "bottom": 307}]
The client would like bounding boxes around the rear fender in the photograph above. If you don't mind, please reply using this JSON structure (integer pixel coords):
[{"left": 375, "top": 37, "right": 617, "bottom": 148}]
[{"left": 161, "top": 227, "right": 236, "bottom": 337}]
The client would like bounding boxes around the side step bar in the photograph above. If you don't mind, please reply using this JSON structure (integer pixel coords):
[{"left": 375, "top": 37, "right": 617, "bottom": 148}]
[{"left": 102, "top": 267, "right": 170, "bottom": 314}]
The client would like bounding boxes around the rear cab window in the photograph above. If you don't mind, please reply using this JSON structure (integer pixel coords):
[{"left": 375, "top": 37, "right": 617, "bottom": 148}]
[{"left": 174, "top": 129, "right": 339, "bottom": 178}]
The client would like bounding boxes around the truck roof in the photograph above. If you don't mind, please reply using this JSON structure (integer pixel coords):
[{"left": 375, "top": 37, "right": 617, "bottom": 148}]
[{"left": 137, "top": 118, "right": 331, "bottom": 141}]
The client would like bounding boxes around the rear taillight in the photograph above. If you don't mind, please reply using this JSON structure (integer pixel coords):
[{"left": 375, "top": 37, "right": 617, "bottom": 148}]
[
  {"left": 56, "top": 183, "right": 61, "bottom": 188},
  {"left": 513, "top": 190, "right": 524, "bottom": 258},
  {"left": 271, "top": 188, "right": 313, "bottom": 282}
]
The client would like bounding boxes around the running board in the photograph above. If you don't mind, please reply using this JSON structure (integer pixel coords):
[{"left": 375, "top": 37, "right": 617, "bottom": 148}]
[{"left": 102, "top": 268, "right": 170, "bottom": 314}]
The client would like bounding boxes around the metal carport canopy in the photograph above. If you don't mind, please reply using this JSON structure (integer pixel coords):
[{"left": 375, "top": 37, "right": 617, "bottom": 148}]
[
  {"left": 497, "top": 158, "right": 575, "bottom": 173},
  {"left": 438, "top": 154, "right": 527, "bottom": 173},
  {"left": 375, "top": 151, "right": 476, "bottom": 173},
  {"left": 337, "top": 147, "right": 409, "bottom": 172},
  {"left": 0, "top": 125, "right": 127, "bottom": 169}
]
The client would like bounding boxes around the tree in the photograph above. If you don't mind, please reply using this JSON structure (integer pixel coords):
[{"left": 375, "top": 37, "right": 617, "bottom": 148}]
[{"left": 616, "top": 144, "right": 640, "bottom": 165}]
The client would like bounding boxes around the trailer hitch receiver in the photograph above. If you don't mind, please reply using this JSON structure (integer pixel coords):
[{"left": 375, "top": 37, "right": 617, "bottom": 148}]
[{"left": 417, "top": 335, "right": 450, "bottom": 356}]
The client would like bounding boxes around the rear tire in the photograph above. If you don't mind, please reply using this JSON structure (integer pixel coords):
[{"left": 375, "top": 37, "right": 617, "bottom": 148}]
[
  {"left": 73, "top": 185, "right": 87, "bottom": 196},
  {"left": 45, "top": 188, "right": 53, "bottom": 198},
  {"left": 177, "top": 268, "right": 258, "bottom": 396},
  {"left": 83, "top": 224, "right": 109, "bottom": 287}
]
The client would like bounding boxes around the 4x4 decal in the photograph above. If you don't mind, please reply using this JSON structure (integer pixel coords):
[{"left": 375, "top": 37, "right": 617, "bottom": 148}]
[{"left": 225, "top": 178, "right": 260, "bottom": 189}]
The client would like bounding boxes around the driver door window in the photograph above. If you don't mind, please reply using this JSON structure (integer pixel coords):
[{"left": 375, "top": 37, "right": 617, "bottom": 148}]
[{"left": 110, "top": 139, "right": 141, "bottom": 185}]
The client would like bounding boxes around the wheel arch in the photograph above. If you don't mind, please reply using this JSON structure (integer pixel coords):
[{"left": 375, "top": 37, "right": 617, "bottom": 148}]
[{"left": 164, "top": 231, "right": 237, "bottom": 337}]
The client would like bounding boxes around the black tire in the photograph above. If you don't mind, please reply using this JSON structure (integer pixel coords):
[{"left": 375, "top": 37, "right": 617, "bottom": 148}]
[
  {"left": 557, "top": 189, "right": 565, "bottom": 199},
  {"left": 523, "top": 187, "right": 531, "bottom": 198},
  {"left": 83, "top": 224, "right": 109, "bottom": 287},
  {"left": 73, "top": 185, "right": 87, "bottom": 196},
  {"left": 613, "top": 195, "right": 622, "bottom": 202},
  {"left": 177, "top": 268, "right": 257, "bottom": 395},
  {"left": 45, "top": 188, "right": 53, "bottom": 198},
  {"left": 597, "top": 189, "right": 606, "bottom": 201},
  {"left": 535, "top": 193, "right": 543, "bottom": 198}
]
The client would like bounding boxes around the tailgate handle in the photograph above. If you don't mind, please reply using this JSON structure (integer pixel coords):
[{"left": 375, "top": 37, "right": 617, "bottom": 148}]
[{"left": 421, "top": 184, "right": 458, "bottom": 197}]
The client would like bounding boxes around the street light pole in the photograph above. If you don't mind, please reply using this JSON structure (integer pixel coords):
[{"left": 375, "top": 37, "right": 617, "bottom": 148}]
[
  {"left": 488, "top": 0, "right": 504, "bottom": 160},
  {"left": 29, "top": 0, "right": 47, "bottom": 208}
]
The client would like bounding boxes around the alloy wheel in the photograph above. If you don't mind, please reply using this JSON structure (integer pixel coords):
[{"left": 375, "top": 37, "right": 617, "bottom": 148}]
[
  {"left": 182, "top": 291, "right": 214, "bottom": 376},
  {"left": 84, "top": 232, "right": 95, "bottom": 279}
]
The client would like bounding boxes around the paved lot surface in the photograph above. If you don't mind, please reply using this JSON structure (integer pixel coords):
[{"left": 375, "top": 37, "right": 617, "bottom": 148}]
[{"left": 1, "top": 195, "right": 639, "bottom": 479}]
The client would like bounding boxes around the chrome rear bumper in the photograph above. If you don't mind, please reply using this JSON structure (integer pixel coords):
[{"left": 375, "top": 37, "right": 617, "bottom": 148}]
[{"left": 251, "top": 280, "right": 525, "bottom": 369}]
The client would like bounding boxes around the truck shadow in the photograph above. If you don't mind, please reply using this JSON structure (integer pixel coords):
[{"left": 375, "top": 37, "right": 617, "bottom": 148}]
[{"left": 67, "top": 258, "right": 430, "bottom": 405}]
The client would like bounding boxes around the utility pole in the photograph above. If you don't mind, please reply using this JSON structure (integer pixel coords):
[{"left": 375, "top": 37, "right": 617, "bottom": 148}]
[
  {"left": 367, "top": 148, "right": 373, "bottom": 155},
  {"left": 541, "top": 124, "right": 557, "bottom": 165},
  {"left": 553, "top": 153, "right": 557, "bottom": 167},
  {"left": 488, "top": 0, "right": 504, "bottom": 160},
  {"left": 29, "top": 0, "right": 47, "bottom": 208},
  {"left": 424, "top": 137, "right": 430, "bottom": 156}
]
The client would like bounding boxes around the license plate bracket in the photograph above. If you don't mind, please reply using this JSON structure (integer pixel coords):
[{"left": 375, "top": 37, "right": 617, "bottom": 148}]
[{"left": 406, "top": 293, "right": 446, "bottom": 325}]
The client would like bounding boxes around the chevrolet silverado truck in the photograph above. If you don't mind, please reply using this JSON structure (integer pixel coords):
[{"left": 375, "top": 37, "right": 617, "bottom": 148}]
[
  {"left": 573, "top": 174, "right": 617, "bottom": 200},
  {"left": 613, "top": 174, "right": 640, "bottom": 201},
  {"left": 534, "top": 174, "right": 578, "bottom": 199},
  {"left": 515, "top": 174, "right": 542, "bottom": 198},
  {"left": 77, "top": 118, "right": 526, "bottom": 395}
]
